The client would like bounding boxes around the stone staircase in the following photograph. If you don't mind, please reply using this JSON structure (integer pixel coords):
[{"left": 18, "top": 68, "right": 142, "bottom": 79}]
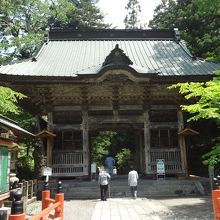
[{"left": 38, "top": 175, "right": 211, "bottom": 199}]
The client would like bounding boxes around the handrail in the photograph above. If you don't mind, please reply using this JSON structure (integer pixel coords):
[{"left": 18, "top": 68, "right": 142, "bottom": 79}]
[
  {"left": 29, "top": 201, "right": 61, "bottom": 220},
  {"left": 9, "top": 181, "right": 64, "bottom": 220}
]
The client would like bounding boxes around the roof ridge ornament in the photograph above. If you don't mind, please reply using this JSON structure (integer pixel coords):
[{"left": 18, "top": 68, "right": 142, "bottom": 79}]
[
  {"left": 174, "top": 28, "right": 181, "bottom": 43},
  {"left": 102, "top": 44, "right": 133, "bottom": 66}
]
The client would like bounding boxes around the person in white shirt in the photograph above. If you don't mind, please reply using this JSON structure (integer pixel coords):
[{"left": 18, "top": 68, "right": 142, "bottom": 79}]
[
  {"left": 98, "top": 167, "right": 111, "bottom": 201},
  {"left": 128, "top": 166, "right": 139, "bottom": 199}
]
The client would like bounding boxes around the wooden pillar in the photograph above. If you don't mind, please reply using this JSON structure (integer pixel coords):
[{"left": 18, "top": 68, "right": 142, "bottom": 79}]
[
  {"left": 46, "top": 138, "right": 53, "bottom": 167},
  {"left": 177, "top": 110, "right": 187, "bottom": 175},
  {"left": 47, "top": 112, "right": 53, "bottom": 130},
  {"left": 82, "top": 110, "right": 89, "bottom": 175},
  {"left": 139, "top": 131, "right": 143, "bottom": 172},
  {"left": 143, "top": 110, "right": 150, "bottom": 174},
  {"left": 47, "top": 112, "right": 53, "bottom": 167}
]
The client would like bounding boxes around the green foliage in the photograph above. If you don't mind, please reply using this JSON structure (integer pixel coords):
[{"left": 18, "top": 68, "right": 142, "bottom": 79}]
[
  {"left": 169, "top": 71, "right": 220, "bottom": 122},
  {"left": 0, "top": 86, "right": 37, "bottom": 179},
  {"left": 70, "top": 0, "right": 110, "bottom": 29},
  {"left": 0, "top": 0, "right": 109, "bottom": 62},
  {"left": 202, "top": 143, "right": 220, "bottom": 167},
  {"left": 0, "top": 86, "right": 26, "bottom": 115},
  {"left": 115, "top": 148, "right": 131, "bottom": 168},
  {"left": 169, "top": 71, "right": 220, "bottom": 166},
  {"left": 91, "top": 130, "right": 135, "bottom": 168},
  {"left": 149, "top": 0, "right": 220, "bottom": 59},
  {"left": 17, "top": 144, "right": 35, "bottom": 180},
  {"left": 124, "top": 0, "right": 141, "bottom": 29},
  {"left": 91, "top": 131, "right": 117, "bottom": 165}
]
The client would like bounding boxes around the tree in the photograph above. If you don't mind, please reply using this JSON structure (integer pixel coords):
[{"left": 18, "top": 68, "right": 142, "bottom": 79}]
[
  {"left": 0, "top": 86, "right": 26, "bottom": 115},
  {"left": 124, "top": 0, "right": 141, "bottom": 29},
  {"left": 0, "top": 0, "right": 109, "bottom": 64},
  {"left": 0, "top": 0, "right": 75, "bottom": 64},
  {"left": 169, "top": 71, "right": 220, "bottom": 166},
  {"left": 68, "top": 0, "right": 110, "bottom": 29},
  {"left": 91, "top": 131, "right": 117, "bottom": 165},
  {"left": 149, "top": 0, "right": 220, "bottom": 59}
]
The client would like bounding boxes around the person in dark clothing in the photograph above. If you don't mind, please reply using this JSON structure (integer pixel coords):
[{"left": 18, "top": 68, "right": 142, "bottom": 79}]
[
  {"left": 105, "top": 156, "right": 115, "bottom": 177},
  {"left": 98, "top": 167, "right": 111, "bottom": 201}
]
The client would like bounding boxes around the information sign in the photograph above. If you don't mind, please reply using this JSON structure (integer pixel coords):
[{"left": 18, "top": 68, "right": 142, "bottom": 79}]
[
  {"left": 91, "top": 163, "right": 96, "bottom": 173},
  {"left": 43, "top": 167, "right": 52, "bottom": 182},
  {"left": 43, "top": 167, "right": 52, "bottom": 176},
  {"left": 156, "top": 159, "right": 165, "bottom": 174}
]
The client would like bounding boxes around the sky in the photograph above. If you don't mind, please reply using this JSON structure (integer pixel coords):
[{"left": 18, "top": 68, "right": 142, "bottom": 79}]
[{"left": 96, "top": 0, "right": 162, "bottom": 29}]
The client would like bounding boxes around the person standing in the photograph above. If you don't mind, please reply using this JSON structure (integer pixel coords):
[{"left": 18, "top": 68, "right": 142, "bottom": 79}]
[
  {"left": 128, "top": 166, "right": 139, "bottom": 199},
  {"left": 98, "top": 167, "right": 111, "bottom": 201},
  {"left": 105, "top": 155, "right": 115, "bottom": 177}
]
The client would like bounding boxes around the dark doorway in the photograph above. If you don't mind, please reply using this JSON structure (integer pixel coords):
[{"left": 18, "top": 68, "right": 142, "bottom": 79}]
[{"left": 90, "top": 129, "right": 139, "bottom": 174}]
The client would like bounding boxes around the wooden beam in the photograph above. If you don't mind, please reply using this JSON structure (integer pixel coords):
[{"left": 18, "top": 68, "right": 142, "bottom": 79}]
[
  {"left": 53, "top": 106, "right": 81, "bottom": 111},
  {"left": 53, "top": 124, "right": 81, "bottom": 130},
  {"left": 150, "top": 105, "right": 178, "bottom": 110}
]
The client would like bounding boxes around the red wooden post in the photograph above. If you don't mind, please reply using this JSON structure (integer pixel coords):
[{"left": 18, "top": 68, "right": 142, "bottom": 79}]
[
  {"left": 212, "top": 189, "right": 220, "bottom": 219},
  {"left": 54, "top": 193, "right": 64, "bottom": 219},
  {"left": 42, "top": 190, "right": 50, "bottom": 210},
  {"left": 9, "top": 214, "right": 26, "bottom": 220},
  {"left": 42, "top": 181, "right": 50, "bottom": 210},
  {"left": 55, "top": 181, "right": 64, "bottom": 219}
]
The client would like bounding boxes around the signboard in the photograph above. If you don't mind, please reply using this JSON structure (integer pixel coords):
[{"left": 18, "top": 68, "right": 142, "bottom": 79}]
[
  {"left": 43, "top": 167, "right": 52, "bottom": 182},
  {"left": 156, "top": 159, "right": 165, "bottom": 174},
  {"left": 91, "top": 163, "right": 96, "bottom": 173},
  {"left": 43, "top": 167, "right": 52, "bottom": 176},
  {"left": 0, "top": 147, "right": 8, "bottom": 193}
]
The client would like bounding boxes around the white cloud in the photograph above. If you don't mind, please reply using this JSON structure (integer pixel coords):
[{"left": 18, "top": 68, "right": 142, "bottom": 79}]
[{"left": 97, "top": 0, "right": 162, "bottom": 29}]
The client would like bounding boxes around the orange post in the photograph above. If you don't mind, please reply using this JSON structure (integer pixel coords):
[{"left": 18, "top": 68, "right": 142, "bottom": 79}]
[
  {"left": 54, "top": 193, "right": 64, "bottom": 219},
  {"left": 9, "top": 213, "right": 26, "bottom": 220},
  {"left": 212, "top": 189, "right": 220, "bottom": 220},
  {"left": 42, "top": 190, "right": 50, "bottom": 210}
]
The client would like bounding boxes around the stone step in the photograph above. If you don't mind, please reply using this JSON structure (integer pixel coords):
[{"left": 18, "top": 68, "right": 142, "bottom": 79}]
[{"left": 37, "top": 177, "right": 210, "bottom": 199}]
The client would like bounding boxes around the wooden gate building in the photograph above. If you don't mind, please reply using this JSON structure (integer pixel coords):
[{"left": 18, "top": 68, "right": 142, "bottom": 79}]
[{"left": 0, "top": 29, "right": 219, "bottom": 177}]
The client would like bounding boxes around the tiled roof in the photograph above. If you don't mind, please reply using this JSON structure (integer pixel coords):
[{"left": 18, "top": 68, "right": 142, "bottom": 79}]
[
  {"left": 0, "top": 115, "right": 34, "bottom": 136},
  {"left": 0, "top": 29, "right": 219, "bottom": 77}
]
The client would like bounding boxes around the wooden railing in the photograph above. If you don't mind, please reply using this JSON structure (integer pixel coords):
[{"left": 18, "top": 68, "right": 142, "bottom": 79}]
[
  {"left": 0, "top": 179, "right": 37, "bottom": 208},
  {"left": 9, "top": 181, "right": 64, "bottom": 220},
  {"left": 150, "top": 148, "right": 183, "bottom": 174},
  {"left": 52, "top": 151, "right": 84, "bottom": 176},
  {"left": 19, "top": 180, "right": 37, "bottom": 200}
]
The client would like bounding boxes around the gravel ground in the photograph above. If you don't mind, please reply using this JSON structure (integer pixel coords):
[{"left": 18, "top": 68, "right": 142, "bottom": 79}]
[
  {"left": 149, "top": 196, "right": 213, "bottom": 219},
  {"left": 26, "top": 199, "right": 96, "bottom": 220}
]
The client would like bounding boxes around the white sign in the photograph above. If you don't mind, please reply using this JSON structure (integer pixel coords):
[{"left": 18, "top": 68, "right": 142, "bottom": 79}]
[
  {"left": 43, "top": 167, "right": 52, "bottom": 176},
  {"left": 91, "top": 163, "right": 96, "bottom": 173},
  {"left": 156, "top": 159, "right": 165, "bottom": 174}
]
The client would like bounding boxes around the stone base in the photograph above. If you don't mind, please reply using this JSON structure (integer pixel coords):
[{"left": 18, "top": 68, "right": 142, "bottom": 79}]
[{"left": 0, "top": 207, "right": 11, "bottom": 220}]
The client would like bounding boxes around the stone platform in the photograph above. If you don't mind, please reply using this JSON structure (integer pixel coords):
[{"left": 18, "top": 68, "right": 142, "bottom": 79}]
[{"left": 37, "top": 176, "right": 211, "bottom": 199}]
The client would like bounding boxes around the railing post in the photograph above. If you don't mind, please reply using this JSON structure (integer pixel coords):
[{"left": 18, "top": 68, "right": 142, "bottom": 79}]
[
  {"left": 29, "top": 180, "right": 34, "bottom": 199},
  {"left": 9, "top": 190, "right": 25, "bottom": 220},
  {"left": 212, "top": 176, "right": 220, "bottom": 220},
  {"left": 42, "top": 181, "right": 50, "bottom": 210},
  {"left": 55, "top": 181, "right": 64, "bottom": 219}
]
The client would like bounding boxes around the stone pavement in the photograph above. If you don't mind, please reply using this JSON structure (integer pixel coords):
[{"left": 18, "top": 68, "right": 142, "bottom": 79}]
[
  {"left": 27, "top": 196, "right": 214, "bottom": 220},
  {"left": 90, "top": 197, "right": 213, "bottom": 220}
]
